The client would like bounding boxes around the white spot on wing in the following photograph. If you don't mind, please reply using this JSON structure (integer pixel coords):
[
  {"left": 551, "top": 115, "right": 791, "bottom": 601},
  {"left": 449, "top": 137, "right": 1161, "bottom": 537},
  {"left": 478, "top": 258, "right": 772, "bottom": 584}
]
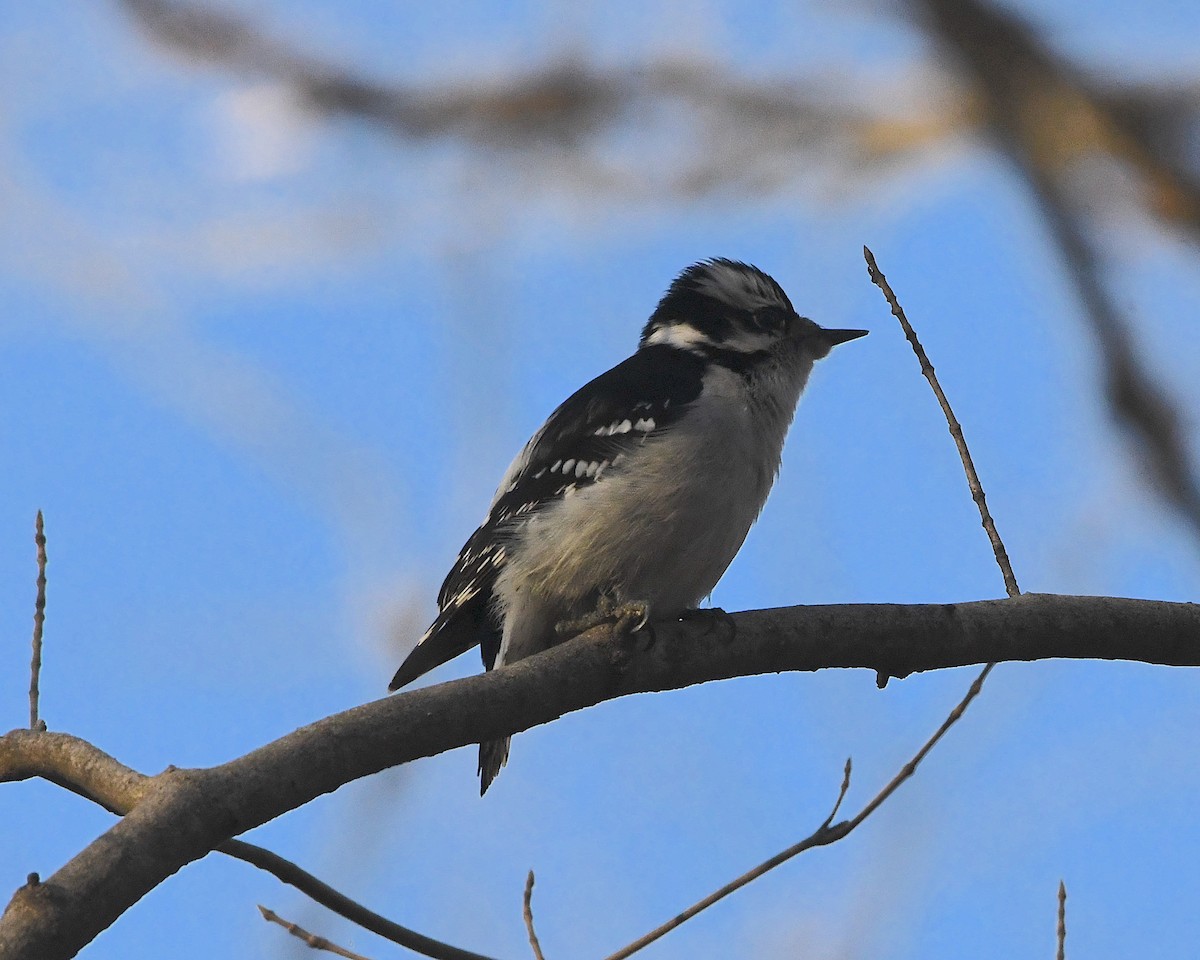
[
  {"left": 562, "top": 458, "right": 575, "bottom": 474},
  {"left": 447, "top": 584, "right": 480, "bottom": 610},
  {"left": 633, "top": 417, "right": 655, "bottom": 432}
]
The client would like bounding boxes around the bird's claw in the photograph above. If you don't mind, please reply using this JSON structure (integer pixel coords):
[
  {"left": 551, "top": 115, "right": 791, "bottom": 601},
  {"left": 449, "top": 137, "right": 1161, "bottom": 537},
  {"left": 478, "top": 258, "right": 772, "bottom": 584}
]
[{"left": 556, "top": 597, "right": 651, "bottom": 639}]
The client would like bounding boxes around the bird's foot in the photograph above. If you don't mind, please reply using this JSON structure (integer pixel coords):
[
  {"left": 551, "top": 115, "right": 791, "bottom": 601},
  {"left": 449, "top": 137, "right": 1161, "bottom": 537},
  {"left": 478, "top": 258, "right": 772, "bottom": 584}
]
[{"left": 556, "top": 596, "right": 651, "bottom": 639}]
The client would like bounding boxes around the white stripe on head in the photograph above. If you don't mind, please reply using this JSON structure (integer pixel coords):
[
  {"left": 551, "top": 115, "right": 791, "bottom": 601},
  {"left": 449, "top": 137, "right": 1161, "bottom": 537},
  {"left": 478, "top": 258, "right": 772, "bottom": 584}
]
[{"left": 643, "top": 322, "right": 712, "bottom": 352}]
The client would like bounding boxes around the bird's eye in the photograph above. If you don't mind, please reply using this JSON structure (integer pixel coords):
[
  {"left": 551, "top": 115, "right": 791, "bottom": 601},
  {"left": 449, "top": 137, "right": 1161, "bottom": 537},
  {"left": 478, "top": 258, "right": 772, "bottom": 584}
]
[{"left": 752, "top": 307, "right": 791, "bottom": 334}]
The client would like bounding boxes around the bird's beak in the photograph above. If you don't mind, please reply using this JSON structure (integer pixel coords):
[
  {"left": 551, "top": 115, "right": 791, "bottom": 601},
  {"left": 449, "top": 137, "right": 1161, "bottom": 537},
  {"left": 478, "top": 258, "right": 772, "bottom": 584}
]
[{"left": 822, "top": 328, "right": 869, "bottom": 346}]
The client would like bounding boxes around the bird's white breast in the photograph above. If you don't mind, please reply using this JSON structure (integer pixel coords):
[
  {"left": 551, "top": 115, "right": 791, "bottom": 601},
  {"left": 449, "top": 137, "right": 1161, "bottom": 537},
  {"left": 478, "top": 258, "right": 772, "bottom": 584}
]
[{"left": 493, "top": 363, "right": 805, "bottom": 663}]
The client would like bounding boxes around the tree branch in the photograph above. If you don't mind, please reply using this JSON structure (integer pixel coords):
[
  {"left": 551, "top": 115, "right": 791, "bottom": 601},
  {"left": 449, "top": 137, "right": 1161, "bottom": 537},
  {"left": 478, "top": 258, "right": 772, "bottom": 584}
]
[
  {"left": 2, "top": 593, "right": 1198, "bottom": 958},
  {"left": 0, "top": 733, "right": 499, "bottom": 960}
]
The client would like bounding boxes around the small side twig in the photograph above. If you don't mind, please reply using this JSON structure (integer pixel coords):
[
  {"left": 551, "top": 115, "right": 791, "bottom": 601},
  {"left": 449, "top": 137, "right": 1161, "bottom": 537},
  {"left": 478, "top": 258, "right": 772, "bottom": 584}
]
[
  {"left": 523, "top": 871, "right": 547, "bottom": 960},
  {"left": 1057, "top": 880, "right": 1067, "bottom": 960},
  {"left": 30, "top": 510, "right": 47, "bottom": 731},
  {"left": 259, "top": 905, "right": 374, "bottom": 960},
  {"left": 864, "top": 246, "right": 1020, "bottom": 598},
  {"left": 820, "top": 757, "right": 853, "bottom": 829}
]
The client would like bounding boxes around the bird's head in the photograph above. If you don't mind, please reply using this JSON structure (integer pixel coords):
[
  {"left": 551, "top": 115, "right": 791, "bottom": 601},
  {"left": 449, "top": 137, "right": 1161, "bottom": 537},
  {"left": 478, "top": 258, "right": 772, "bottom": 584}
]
[{"left": 639, "top": 259, "right": 867, "bottom": 365}]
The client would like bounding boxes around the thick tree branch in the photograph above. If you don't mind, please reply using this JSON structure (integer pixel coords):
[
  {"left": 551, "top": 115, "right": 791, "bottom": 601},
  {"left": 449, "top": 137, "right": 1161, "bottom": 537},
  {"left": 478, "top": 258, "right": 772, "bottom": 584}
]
[
  {"left": 1, "top": 593, "right": 1198, "bottom": 958},
  {"left": 0, "top": 734, "right": 498, "bottom": 960}
]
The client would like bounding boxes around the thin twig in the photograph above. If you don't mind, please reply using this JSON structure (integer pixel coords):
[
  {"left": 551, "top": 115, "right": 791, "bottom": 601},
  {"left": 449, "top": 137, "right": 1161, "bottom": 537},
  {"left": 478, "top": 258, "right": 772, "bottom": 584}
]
[
  {"left": 1057, "top": 880, "right": 1067, "bottom": 960},
  {"left": 844, "top": 662, "right": 992, "bottom": 830},
  {"left": 820, "top": 757, "right": 853, "bottom": 829},
  {"left": 523, "top": 871, "right": 547, "bottom": 960},
  {"left": 30, "top": 510, "right": 47, "bottom": 730},
  {"left": 258, "top": 905, "right": 374, "bottom": 960},
  {"left": 225, "top": 840, "right": 498, "bottom": 960},
  {"left": 603, "top": 666, "right": 989, "bottom": 960},
  {"left": 864, "top": 246, "right": 1020, "bottom": 599}
]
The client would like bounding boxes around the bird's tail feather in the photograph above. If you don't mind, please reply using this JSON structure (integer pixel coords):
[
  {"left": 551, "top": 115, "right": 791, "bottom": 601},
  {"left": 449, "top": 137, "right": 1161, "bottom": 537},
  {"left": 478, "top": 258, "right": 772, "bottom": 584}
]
[{"left": 478, "top": 737, "right": 511, "bottom": 795}]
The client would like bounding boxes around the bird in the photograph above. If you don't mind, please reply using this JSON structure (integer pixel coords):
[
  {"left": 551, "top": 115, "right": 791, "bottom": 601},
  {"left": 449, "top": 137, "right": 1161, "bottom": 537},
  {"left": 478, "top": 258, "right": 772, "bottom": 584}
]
[{"left": 389, "top": 258, "right": 867, "bottom": 793}]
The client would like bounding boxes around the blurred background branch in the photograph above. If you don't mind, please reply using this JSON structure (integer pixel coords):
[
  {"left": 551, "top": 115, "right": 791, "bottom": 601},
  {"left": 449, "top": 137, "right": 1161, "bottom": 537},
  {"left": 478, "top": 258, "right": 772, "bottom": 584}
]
[{"left": 114, "top": 0, "right": 1200, "bottom": 544}]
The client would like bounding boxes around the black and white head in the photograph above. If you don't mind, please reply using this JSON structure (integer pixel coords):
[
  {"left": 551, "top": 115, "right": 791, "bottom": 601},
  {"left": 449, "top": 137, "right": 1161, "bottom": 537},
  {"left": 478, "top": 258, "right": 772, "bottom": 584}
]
[{"left": 640, "top": 259, "right": 867, "bottom": 368}]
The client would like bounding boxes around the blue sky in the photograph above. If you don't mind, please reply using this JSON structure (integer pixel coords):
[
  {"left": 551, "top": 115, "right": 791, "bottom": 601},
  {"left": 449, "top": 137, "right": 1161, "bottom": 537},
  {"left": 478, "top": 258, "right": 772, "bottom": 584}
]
[{"left": 2, "top": 2, "right": 1199, "bottom": 958}]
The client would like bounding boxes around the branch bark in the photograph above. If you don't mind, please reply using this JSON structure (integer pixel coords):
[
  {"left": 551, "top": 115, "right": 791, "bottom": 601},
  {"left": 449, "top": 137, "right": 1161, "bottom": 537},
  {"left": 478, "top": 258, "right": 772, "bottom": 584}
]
[{"left": 2, "top": 593, "right": 1198, "bottom": 959}]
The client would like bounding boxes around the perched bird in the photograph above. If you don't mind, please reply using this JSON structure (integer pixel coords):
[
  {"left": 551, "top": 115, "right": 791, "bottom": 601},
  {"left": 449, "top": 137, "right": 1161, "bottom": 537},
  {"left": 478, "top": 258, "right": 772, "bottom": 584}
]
[{"left": 390, "top": 258, "right": 866, "bottom": 793}]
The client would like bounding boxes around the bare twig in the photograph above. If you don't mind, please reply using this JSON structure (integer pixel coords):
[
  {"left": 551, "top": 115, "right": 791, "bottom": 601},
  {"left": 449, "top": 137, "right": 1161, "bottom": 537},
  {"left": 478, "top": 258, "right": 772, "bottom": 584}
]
[
  {"left": 603, "top": 665, "right": 989, "bottom": 960},
  {"left": 228, "top": 841, "right": 499, "bottom": 960},
  {"left": 29, "top": 511, "right": 47, "bottom": 731},
  {"left": 864, "top": 247, "right": 1020, "bottom": 598},
  {"left": 820, "top": 757, "right": 853, "bottom": 829},
  {"left": 523, "top": 871, "right": 547, "bottom": 960},
  {"left": 603, "top": 759, "right": 854, "bottom": 960},
  {"left": 258, "top": 905, "right": 374, "bottom": 960},
  {"left": 1057, "top": 880, "right": 1067, "bottom": 960}
]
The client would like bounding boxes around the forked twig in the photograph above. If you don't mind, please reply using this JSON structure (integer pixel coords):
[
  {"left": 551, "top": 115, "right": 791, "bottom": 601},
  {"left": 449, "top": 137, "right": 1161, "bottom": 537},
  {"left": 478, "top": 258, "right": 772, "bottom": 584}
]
[
  {"left": 259, "top": 905, "right": 374, "bottom": 960},
  {"left": 30, "top": 511, "right": 47, "bottom": 730},
  {"left": 523, "top": 871, "right": 547, "bottom": 960},
  {"left": 603, "top": 249, "right": 1018, "bottom": 959},
  {"left": 601, "top": 760, "right": 851, "bottom": 960},
  {"left": 603, "top": 664, "right": 990, "bottom": 960}
]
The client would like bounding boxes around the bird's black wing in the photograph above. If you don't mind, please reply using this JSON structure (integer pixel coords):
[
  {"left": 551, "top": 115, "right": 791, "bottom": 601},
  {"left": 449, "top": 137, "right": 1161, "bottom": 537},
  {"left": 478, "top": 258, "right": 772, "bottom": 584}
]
[{"left": 389, "top": 345, "right": 705, "bottom": 689}]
